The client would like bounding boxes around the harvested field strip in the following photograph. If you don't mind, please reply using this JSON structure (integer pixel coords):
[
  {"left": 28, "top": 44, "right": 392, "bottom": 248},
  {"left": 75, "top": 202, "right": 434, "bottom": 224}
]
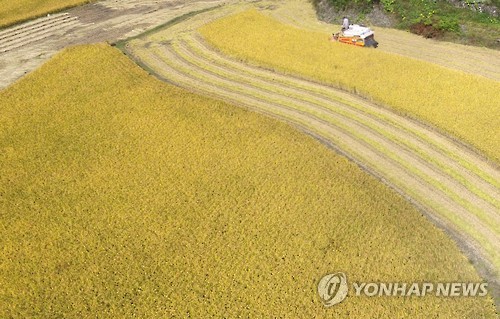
[
  {"left": 127, "top": 35, "right": 500, "bottom": 274},
  {"left": 0, "top": 20, "right": 80, "bottom": 53},
  {"left": 0, "top": 13, "right": 73, "bottom": 40},
  {"left": 366, "top": 31, "right": 500, "bottom": 82}
]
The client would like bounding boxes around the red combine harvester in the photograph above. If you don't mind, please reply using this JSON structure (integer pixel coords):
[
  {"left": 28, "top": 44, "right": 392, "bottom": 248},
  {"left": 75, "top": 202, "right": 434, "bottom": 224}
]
[{"left": 332, "top": 24, "right": 379, "bottom": 48}]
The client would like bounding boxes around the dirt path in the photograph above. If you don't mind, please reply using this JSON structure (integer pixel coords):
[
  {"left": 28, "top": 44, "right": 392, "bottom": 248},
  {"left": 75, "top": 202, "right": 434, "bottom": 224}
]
[{"left": 123, "top": 3, "right": 500, "bottom": 305}]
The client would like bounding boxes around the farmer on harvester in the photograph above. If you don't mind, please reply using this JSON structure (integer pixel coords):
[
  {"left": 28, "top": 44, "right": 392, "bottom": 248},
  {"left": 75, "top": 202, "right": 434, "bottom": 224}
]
[
  {"left": 331, "top": 16, "right": 350, "bottom": 41},
  {"left": 342, "top": 16, "right": 350, "bottom": 31}
]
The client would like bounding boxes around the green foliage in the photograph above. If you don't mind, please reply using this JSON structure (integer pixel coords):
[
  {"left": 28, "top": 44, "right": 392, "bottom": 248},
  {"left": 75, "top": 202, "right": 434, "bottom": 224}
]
[
  {"left": 437, "top": 15, "right": 460, "bottom": 31},
  {"left": 391, "top": 0, "right": 438, "bottom": 27},
  {"left": 324, "top": 0, "right": 375, "bottom": 11},
  {"left": 381, "top": 0, "right": 396, "bottom": 13}
]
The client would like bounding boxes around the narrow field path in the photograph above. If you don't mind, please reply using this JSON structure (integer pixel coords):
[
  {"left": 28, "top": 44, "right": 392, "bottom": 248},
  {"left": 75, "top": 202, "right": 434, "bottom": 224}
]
[{"left": 126, "top": 29, "right": 500, "bottom": 299}]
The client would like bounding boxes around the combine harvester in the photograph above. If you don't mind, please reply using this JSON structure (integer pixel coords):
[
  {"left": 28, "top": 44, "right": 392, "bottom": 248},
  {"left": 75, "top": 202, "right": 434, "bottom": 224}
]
[{"left": 332, "top": 24, "right": 379, "bottom": 48}]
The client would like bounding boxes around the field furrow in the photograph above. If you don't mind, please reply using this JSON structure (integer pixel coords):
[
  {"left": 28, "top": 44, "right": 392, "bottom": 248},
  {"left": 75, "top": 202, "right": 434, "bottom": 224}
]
[{"left": 126, "top": 29, "right": 500, "bottom": 284}]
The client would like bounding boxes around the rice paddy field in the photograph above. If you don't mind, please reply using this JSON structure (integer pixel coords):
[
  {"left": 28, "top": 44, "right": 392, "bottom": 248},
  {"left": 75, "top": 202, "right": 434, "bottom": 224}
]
[
  {"left": 0, "top": 43, "right": 495, "bottom": 318},
  {"left": 1, "top": 0, "right": 499, "bottom": 317},
  {"left": 0, "top": 0, "right": 92, "bottom": 28}
]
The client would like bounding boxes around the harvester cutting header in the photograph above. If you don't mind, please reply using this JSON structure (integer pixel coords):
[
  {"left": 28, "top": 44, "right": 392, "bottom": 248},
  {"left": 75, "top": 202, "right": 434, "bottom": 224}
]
[{"left": 331, "top": 17, "right": 379, "bottom": 48}]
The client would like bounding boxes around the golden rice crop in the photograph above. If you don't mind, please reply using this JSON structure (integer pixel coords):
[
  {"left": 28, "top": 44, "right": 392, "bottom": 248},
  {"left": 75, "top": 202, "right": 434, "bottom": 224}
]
[
  {"left": 0, "top": 0, "right": 92, "bottom": 28},
  {"left": 198, "top": 9, "right": 500, "bottom": 163},
  {"left": 0, "top": 44, "right": 496, "bottom": 317}
]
